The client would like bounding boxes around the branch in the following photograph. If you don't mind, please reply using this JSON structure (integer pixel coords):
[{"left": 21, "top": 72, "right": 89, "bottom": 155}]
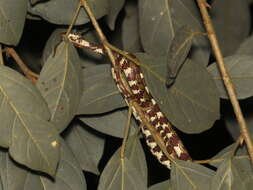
[
  {"left": 65, "top": 2, "right": 81, "bottom": 37},
  {"left": 0, "top": 45, "right": 4, "bottom": 65},
  {"left": 194, "top": 155, "right": 249, "bottom": 164},
  {"left": 5, "top": 47, "right": 38, "bottom": 84},
  {"left": 120, "top": 105, "right": 132, "bottom": 159},
  {"left": 196, "top": 0, "right": 253, "bottom": 165}
]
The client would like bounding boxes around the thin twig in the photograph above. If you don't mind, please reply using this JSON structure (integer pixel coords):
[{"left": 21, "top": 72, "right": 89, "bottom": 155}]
[
  {"left": 120, "top": 105, "right": 132, "bottom": 159},
  {"left": 65, "top": 2, "right": 82, "bottom": 37},
  {"left": 5, "top": 48, "right": 38, "bottom": 84},
  {"left": 194, "top": 155, "right": 249, "bottom": 164},
  {"left": 229, "top": 136, "right": 244, "bottom": 157},
  {"left": 196, "top": 0, "right": 253, "bottom": 165},
  {"left": 0, "top": 45, "right": 4, "bottom": 65},
  {"left": 120, "top": 105, "right": 133, "bottom": 190}
]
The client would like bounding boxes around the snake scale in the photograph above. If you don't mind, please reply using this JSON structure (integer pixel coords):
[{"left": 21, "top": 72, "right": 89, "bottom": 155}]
[{"left": 67, "top": 33, "right": 191, "bottom": 168}]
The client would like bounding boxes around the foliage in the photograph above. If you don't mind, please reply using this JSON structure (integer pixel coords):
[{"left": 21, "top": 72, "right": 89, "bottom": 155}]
[{"left": 0, "top": 0, "right": 253, "bottom": 189}]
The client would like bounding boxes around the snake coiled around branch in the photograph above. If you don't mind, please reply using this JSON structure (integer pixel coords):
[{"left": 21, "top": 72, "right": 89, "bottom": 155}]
[{"left": 67, "top": 33, "right": 192, "bottom": 168}]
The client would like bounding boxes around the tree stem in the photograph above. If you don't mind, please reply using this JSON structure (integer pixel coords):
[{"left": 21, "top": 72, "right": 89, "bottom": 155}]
[
  {"left": 120, "top": 105, "right": 132, "bottom": 159},
  {"left": 5, "top": 48, "right": 38, "bottom": 84},
  {"left": 196, "top": 0, "right": 253, "bottom": 165},
  {"left": 0, "top": 45, "right": 4, "bottom": 65},
  {"left": 65, "top": 2, "right": 81, "bottom": 37}
]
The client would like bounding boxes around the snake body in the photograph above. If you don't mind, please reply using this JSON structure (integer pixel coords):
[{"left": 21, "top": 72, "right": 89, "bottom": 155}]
[{"left": 67, "top": 33, "right": 191, "bottom": 168}]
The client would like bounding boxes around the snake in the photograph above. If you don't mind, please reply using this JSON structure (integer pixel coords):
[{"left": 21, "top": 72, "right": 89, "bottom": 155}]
[{"left": 66, "top": 33, "right": 192, "bottom": 168}]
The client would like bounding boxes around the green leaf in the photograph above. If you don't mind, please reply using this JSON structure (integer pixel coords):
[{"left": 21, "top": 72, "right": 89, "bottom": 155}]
[
  {"left": 65, "top": 121, "right": 105, "bottom": 174},
  {"left": 0, "top": 65, "right": 60, "bottom": 176},
  {"left": 236, "top": 35, "right": 253, "bottom": 55},
  {"left": 243, "top": 175, "right": 253, "bottom": 188},
  {"left": 0, "top": 140, "right": 87, "bottom": 190},
  {"left": 27, "top": 0, "right": 108, "bottom": 25},
  {"left": 0, "top": 173, "right": 2, "bottom": 190},
  {"left": 98, "top": 158, "right": 147, "bottom": 190},
  {"left": 136, "top": 53, "right": 220, "bottom": 134},
  {"left": 208, "top": 55, "right": 253, "bottom": 99},
  {"left": 0, "top": 0, "right": 27, "bottom": 45},
  {"left": 139, "top": 0, "right": 174, "bottom": 56},
  {"left": 79, "top": 109, "right": 137, "bottom": 138},
  {"left": 171, "top": 160, "right": 215, "bottom": 190},
  {"left": 170, "top": 0, "right": 210, "bottom": 66},
  {"left": 211, "top": 159, "right": 247, "bottom": 190},
  {"left": 125, "top": 133, "right": 148, "bottom": 186},
  {"left": 139, "top": 0, "right": 209, "bottom": 66},
  {"left": 209, "top": 144, "right": 236, "bottom": 168},
  {"left": 211, "top": 0, "right": 250, "bottom": 56},
  {"left": 149, "top": 180, "right": 171, "bottom": 190},
  {"left": 9, "top": 115, "right": 60, "bottom": 177},
  {"left": 98, "top": 145, "right": 147, "bottom": 190},
  {"left": 122, "top": 1, "right": 142, "bottom": 52},
  {"left": 232, "top": 155, "right": 253, "bottom": 183},
  {"left": 106, "top": 0, "right": 125, "bottom": 30},
  {"left": 0, "top": 150, "right": 29, "bottom": 190},
  {"left": 77, "top": 64, "right": 126, "bottom": 114},
  {"left": 37, "top": 41, "right": 83, "bottom": 132},
  {"left": 166, "top": 26, "right": 193, "bottom": 86},
  {"left": 42, "top": 28, "right": 66, "bottom": 65},
  {"left": 210, "top": 144, "right": 253, "bottom": 181}
]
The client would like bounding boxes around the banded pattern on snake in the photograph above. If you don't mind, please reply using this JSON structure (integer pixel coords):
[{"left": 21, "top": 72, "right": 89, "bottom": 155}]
[{"left": 67, "top": 33, "right": 191, "bottom": 168}]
